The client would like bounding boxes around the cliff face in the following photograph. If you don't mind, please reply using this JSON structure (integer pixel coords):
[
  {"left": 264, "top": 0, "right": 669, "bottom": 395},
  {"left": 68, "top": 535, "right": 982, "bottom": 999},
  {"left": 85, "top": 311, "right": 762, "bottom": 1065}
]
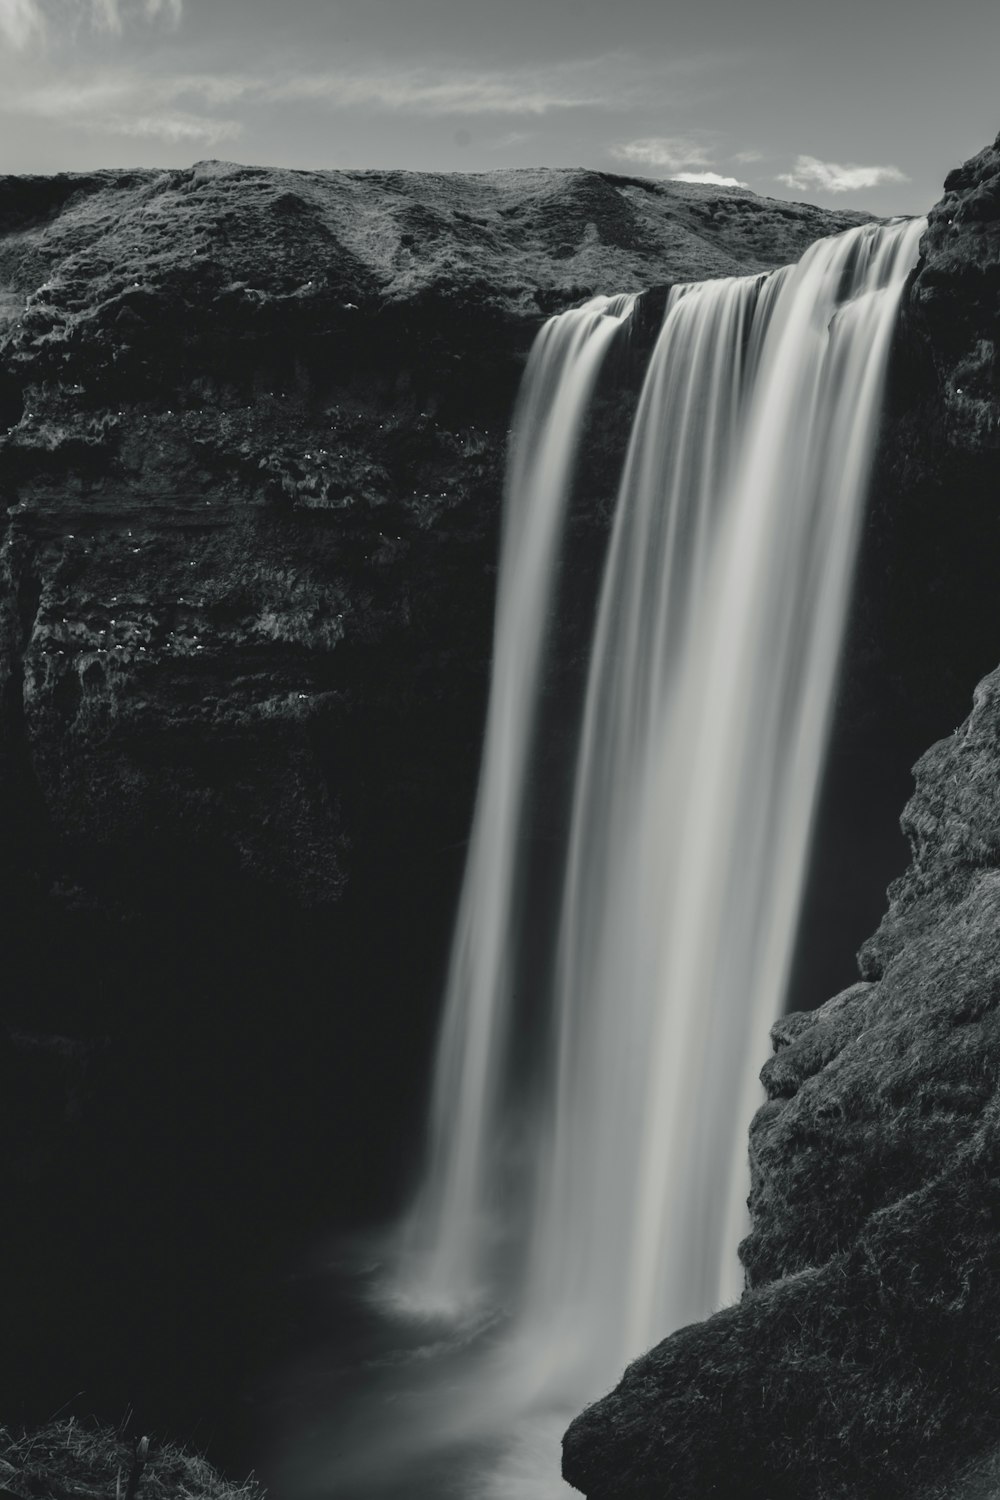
[
  {"left": 0, "top": 163, "right": 865, "bottom": 944},
  {"left": 0, "top": 162, "right": 868, "bottom": 1434},
  {"left": 564, "top": 133, "right": 1000, "bottom": 1500}
]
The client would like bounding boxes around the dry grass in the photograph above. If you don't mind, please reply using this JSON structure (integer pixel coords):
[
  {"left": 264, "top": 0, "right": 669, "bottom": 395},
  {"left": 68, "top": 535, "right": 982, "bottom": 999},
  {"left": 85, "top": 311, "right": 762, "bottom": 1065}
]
[{"left": 0, "top": 1420, "right": 265, "bottom": 1500}]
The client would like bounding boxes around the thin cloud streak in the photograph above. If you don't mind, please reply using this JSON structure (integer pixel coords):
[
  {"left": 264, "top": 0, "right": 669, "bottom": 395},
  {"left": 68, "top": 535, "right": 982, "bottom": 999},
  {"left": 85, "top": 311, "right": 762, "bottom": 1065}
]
[
  {"left": 7, "top": 52, "right": 720, "bottom": 146},
  {"left": 777, "top": 154, "right": 909, "bottom": 194},
  {"left": 251, "top": 52, "right": 706, "bottom": 116},
  {"left": 610, "top": 136, "right": 714, "bottom": 171},
  {"left": 490, "top": 130, "right": 535, "bottom": 150},
  {"left": 267, "top": 68, "right": 601, "bottom": 115},
  {"left": 94, "top": 110, "right": 241, "bottom": 144}
]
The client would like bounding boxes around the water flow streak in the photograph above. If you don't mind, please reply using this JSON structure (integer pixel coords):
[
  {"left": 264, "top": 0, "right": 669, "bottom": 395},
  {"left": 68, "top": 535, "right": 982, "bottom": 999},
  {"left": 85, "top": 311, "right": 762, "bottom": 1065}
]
[
  {"left": 398, "top": 217, "right": 924, "bottom": 1417},
  {"left": 517, "top": 272, "right": 768, "bottom": 1394},
  {"left": 399, "top": 294, "right": 637, "bottom": 1315}
]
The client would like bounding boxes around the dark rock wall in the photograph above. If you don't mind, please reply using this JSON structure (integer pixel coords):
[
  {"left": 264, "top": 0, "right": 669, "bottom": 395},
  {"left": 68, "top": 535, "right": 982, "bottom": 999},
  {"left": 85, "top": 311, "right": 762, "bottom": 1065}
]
[{"left": 564, "top": 132, "right": 1000, "bottom": 1500}]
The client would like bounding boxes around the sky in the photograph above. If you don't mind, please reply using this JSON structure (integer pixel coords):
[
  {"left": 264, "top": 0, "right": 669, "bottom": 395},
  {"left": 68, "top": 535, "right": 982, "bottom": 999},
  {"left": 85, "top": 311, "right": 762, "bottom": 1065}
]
[{"left": 0, "top": 0, "right": 997, "bottom": 215}]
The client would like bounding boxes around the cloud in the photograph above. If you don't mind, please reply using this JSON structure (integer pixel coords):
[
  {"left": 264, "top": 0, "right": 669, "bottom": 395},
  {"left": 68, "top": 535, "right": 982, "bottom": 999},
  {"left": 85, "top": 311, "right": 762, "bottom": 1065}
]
[
  {"left": 611, "top": 137, "right": 752, "bottom": 188},
  {"left": 256, "top": 62, "right": 622, "bottom": 116},
  {"left": 732, "top": 149, "right": 763, "bottom": 165},
  {"left": 8, "top": 68, "right": 240, "bottom": 142},
  {"left": 94, "top": 110, "right": 242, "bottom": 144},
  {"left": 3, "top": 51, "right": 732, "bottom": 158},
  {"left": 0, "top": 0, "right": 182, "bottom": 49},
  {"left": 610, "top": 136, "right": 714, "bottom": 171},
  {"left": 491, "top": 130, "right": 535, "bottom": 150},
  {"left": 673, "top": 171, "right": 750, "bottom": 189},
  {"left": 0, "top": 0, "right": 44, "bottom": 48},
  {"left": 777, "top": 154, "right": 909, "bottom": 194},
  {"left": 12, "top": 55, "right": 682, "bottom": 140},
  {"left": 9, "top": 64, "right": 610, "bottom": 140}
]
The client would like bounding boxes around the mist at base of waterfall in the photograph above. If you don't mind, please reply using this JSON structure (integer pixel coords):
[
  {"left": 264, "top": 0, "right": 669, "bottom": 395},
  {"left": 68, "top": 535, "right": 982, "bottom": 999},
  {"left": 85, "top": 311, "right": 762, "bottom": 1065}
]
[{"left": 262, "top": 1233, "right": 583, "bottom": 1500}]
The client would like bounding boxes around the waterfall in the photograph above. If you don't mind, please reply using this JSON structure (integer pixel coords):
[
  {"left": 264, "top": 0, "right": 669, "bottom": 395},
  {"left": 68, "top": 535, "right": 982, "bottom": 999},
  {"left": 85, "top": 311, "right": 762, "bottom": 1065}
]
[
  {"left": 395, "top": 217, "right": 925, "bottom": 1408},
  {"left": 396, "top": 292, "right": 638, "bottom": 1315}
]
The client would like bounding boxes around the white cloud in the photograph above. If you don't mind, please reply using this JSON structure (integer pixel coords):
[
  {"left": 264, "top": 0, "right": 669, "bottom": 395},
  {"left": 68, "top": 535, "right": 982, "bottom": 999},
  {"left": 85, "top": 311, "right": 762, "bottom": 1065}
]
[
  {"left": 0, "top": 0, "right": 182, "bottom": 49},
  {"left": 777, "top": 154, "right": 909, "bottom": 195},
  {"left": 94, "top": 110, "right": 242, "bottom": 144},
  {"left": 732, "top": 149, "right": 763, "bottom": 165},
  {"left": 673, "top": 171, "right": 750, "bottom": 189},
  {"left": 610, "top": 135, "right": 714, "bottom": 171},
  {"left": 611, "top": 137, "right": 752, "bottom": 188}
]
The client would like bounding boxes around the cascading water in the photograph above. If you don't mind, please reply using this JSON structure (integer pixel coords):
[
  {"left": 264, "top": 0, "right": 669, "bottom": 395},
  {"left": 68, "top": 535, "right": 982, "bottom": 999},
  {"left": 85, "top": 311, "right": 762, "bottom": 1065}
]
[
  {"left": 383, "top": 215, "right": 925, "bottom": 1482},
  {"left": 397, "top": 292, "right": 638, "bottom": 1315},
  {"left": 514, "top": 216, "right": 927, "bottom": 1406}
]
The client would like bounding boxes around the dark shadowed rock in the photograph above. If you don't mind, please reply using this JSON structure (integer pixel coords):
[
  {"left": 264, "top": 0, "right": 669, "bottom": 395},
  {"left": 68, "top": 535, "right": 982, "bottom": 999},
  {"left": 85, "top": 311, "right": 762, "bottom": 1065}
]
[{"left": 563, "top": 132, "right": 1000, "bottom": 1500}]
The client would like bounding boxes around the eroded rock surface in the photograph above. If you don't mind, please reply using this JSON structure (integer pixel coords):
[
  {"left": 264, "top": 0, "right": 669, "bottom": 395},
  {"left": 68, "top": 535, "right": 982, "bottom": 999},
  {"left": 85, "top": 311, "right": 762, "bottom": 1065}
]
[{"left": 564, "top": 132, "right": 1000, "bottom": 1500}]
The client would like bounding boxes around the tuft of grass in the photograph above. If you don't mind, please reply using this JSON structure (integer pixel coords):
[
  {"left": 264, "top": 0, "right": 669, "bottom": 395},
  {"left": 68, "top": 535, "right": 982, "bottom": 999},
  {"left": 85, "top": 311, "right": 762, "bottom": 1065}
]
[{"left": 0, "top": 1419, "right": 265, "bottom": 1500}]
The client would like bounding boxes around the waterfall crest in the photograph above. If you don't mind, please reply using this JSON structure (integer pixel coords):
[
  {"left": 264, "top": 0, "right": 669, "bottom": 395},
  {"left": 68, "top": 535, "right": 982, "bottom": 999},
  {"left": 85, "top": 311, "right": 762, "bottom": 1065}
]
[{"left": 396, "top": 217, "right": 925, "bottom": 1405}]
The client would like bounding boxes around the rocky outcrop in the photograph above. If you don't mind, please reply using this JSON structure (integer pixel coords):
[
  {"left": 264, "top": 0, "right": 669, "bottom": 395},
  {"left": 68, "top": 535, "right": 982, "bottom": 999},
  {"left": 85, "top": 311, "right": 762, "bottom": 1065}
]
[{"left": 563, "top": 133, "right": 1000, "bottom": 1500}]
